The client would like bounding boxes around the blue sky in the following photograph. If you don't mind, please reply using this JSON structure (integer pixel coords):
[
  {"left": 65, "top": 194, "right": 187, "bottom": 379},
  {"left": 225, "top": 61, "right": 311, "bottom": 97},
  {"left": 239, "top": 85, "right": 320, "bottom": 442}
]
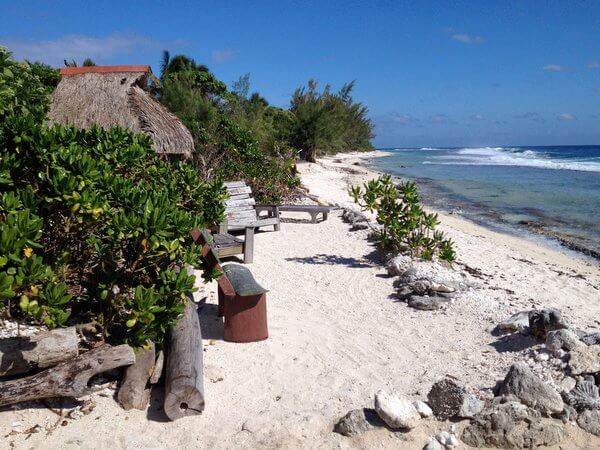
[{"left": 1, "top": 0, "right": 599, "bottom": 147}]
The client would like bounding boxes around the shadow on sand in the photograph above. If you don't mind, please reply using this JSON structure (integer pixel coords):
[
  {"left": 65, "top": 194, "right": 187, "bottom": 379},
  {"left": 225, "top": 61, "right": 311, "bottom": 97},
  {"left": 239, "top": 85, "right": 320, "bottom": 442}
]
[
  {"left": 197, "top": 303, "right": 224, "bottom": 341},
  {"left": 285, "top": 249, "right": 383, "bottom": 269},
  {"left": 489, "top": 333, "right": 539, "bottom": 353}
]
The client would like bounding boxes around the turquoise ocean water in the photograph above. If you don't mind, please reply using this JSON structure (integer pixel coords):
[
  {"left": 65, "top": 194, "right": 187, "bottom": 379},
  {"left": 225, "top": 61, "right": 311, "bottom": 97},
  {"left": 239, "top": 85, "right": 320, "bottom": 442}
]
[{"left": 368, "top": 146, "right": 600, "bottom": 259}]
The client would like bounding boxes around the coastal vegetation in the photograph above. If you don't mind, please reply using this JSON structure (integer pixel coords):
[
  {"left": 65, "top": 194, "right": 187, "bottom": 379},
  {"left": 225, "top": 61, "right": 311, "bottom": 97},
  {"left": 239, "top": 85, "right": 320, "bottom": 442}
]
[
  {"left": 351, "top": 175, "right": 456, "bottom": 263},
  {"left": 0, "top": 47, "right": 225, "bottom": 347},
  {"left": 157, "top": 51, "right": 374, "bottom": 201},
  {"left": 0, "top": 45, "right": 375, "bottom": 346}
]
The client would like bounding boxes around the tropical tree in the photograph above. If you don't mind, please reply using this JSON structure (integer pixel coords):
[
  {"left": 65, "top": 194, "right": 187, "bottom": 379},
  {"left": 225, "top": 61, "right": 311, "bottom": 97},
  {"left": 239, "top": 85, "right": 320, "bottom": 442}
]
[
  {"left": 289, "top": 80, "right": 374, "bottom": 161},
  {"left": 160, "top": 50, "right": 209, "bottom": 78}
]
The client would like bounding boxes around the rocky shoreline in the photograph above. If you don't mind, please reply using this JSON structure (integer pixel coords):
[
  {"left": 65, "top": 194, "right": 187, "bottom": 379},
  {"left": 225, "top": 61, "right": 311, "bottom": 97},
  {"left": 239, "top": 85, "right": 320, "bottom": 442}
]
[
  {"left": 2, "top": 151, "right": 599, "bottom": 449},
  {"left": 339, "top": 199, "right": 600, "bottom": 448}
]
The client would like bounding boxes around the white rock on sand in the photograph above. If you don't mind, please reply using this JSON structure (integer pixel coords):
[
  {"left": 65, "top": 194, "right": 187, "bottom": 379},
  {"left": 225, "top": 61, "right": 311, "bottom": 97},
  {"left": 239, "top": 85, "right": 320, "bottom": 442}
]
[
  {"left": 374, "top": 389, "right": 420, "bottom": 429},
  {"left": 1, "top": 150, "right": 600, "bottom": 449}
]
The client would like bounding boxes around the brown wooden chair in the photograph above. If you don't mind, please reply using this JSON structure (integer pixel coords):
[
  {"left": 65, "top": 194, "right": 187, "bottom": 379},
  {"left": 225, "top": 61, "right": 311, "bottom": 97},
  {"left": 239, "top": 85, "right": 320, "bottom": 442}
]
[
  {"left": 210, "top": 230, "right": 254, "bottom": 264},
  {"left": 190, "top": 229, "right": 269, "bottom": 343}
]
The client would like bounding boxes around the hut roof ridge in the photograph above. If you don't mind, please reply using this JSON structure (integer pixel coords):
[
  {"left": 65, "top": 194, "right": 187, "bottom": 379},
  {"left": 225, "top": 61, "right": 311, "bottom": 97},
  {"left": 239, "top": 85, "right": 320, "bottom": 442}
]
[{"left": 60, "top": 65, "right": 151, "bottom": 76}]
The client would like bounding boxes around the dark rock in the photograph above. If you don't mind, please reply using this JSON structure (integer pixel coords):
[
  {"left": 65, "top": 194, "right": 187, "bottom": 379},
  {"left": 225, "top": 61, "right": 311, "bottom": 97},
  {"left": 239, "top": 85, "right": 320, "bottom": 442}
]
[
  {"left": 396, "top": 286, "right": 413, "bottom": 300},
  {"left": 545, "top": 329, "right": 584, "bottom": 354},
  {"left": 497, "top": 362, "right": 563, "bottom": 416},
  {"left": 565, "top": 380, "right": 600, "bottom": 412},
  {"left": 559, "top": 404, "right": 578, "bottom": 423},
  {"left": 408, "top": 296, "right": 450, "bottom": 311},
  {"left": 333, "top": 408, "right": 385, "bottom": 437},
  {"left": 582, "top": 332, "right": 600, "bottom": 346},
  {"left": 528, "top": 308, "right": 567, "bottom": 339},
  {"left": 342, "top": 208, "right": 368, "bottom": 225},
  {"left": 350, "top": 222, "right": 369, "bottom": 231},
  {"left": 427, "top": 378, "right": 483, "bottom": 420},
  {"left": 462, "top": 401, "right": 565, "bottom": 449},
  {"left": 577, "top": 409, "right": 600, "bottom": 436}
]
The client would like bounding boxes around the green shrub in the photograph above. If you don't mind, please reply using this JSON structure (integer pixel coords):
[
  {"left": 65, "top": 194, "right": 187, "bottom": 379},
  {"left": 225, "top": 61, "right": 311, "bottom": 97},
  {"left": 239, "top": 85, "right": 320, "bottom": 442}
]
[
  {"left": 0, "top": 47, "right": 226, "bottom": 348},
  {"left": 289, "top": 80, "right": 374, "bottom": 161},
  {"left": 158, "top": 63, "right": 301, "bottom": 203},
  {"left": 212, "top": 116, "right": 300, "bottom": 202},
  {"left": 351, "top": 175, "right": 456, "bottom": 263}
]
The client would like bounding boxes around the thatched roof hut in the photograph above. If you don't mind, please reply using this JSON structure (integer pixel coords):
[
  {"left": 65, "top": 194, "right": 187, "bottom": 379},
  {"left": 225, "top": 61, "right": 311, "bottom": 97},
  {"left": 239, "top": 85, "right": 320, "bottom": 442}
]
[{"left": 48, "top": 65, "right": 194, "bottom": 159}]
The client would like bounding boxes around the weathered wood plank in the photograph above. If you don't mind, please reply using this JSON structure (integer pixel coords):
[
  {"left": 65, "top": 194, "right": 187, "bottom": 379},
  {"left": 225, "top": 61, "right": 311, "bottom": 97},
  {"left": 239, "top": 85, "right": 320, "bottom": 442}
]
[
  {"left": 225, "top": 198, "right": 255, "bottom": 207},
  {"left": 228, "top": 214, "right": 257, "bottom": 223},
  {"left": 216, "top": 245, "right": 244, "bottom": 258},
  {"left": 164, "top": 298, "right": 205, "bottom": 420},
  {"left": 213, "top": 233, "right": 244, "bottom": 245},
  {"left": 224, "top": 181, "right": 246, "bottom": 188},
  {"left": 0, "top": 327, "right": 79, "bottom": 377},
  {"left": 228, "top": 193, "right": 250, "bottom": 200},
  {"left": 0, "top": 345, "right": 135, "bottom": 407},
  {"left": 225, "top": 207, "right": 255, "bottom": 216},
  {"left": 277, "top": 205, "right": 331, "bottom": 212},
  {"left": 149, "top": 350, "right": 164, "bottom": 384},
  {"left": 244, "top": 227, "right": 254, "bottom": 263},
  {"left": 227, "top": 186, "right": 252, "bottom": 196},
  {"left": 117, "top": 342, "right": 155, "bottom": 410}
]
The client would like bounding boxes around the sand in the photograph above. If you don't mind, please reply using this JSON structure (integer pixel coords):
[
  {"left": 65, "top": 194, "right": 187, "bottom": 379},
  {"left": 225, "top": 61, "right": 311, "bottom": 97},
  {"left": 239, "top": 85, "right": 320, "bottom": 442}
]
[{"left": 1, "top": 151, "right": 599, "bottom": 449}]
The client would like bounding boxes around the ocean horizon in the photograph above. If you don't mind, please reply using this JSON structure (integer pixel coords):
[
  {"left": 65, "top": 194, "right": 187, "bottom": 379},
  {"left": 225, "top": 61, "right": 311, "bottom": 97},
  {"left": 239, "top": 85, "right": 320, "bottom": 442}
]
[{"left": 369, "top": 145, "right": 600, "bottom": 259}]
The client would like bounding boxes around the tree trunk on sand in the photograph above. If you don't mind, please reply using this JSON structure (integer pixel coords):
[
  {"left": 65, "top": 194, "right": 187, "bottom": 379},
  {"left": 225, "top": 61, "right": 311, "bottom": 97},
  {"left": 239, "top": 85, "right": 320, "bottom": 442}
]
[
  {"left": 306, "top": 144, "right": 317, "bottom": 163},
  {"left": 0, "top": 344, "right": 135, "bottom": 407},
  {"left": 163, "top": 297, "right": 205, "bottom": 421},
  {"left": 0, "top": 327, "right": 79, "bottom": 377},
  {"left": 117, "top": 342, "right": 156, "bottom": 410}
]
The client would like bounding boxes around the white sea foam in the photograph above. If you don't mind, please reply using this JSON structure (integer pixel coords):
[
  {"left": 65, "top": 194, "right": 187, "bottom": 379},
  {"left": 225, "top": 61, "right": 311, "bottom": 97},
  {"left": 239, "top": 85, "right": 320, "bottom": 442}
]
[{"left": 423, "top": 147, "right": 600, "bottom": 173}]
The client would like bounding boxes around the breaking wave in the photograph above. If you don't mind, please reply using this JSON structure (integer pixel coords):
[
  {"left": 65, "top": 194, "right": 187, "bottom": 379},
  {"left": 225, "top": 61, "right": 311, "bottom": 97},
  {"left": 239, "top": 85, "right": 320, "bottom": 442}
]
[{"left": 422, "top": 147, "right": 600, "bottom": 173}]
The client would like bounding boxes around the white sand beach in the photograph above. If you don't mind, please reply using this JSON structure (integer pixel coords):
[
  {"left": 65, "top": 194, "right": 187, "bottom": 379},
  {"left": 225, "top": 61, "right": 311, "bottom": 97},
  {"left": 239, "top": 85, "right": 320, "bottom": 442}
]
[{"left": 1, "top": 151, "right": 599, "bottom": 449}]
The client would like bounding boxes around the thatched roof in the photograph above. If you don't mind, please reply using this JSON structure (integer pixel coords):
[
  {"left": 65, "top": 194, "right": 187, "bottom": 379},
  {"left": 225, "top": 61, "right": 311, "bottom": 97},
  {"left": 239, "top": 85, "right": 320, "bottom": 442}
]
[{"left": 48, "top": 66, "right": 193, "bottom": 158}]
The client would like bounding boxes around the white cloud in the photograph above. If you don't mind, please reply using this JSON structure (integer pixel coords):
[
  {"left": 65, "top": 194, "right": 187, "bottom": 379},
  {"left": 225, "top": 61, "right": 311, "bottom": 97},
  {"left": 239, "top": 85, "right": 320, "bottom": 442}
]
[
  {"left": 430, "top": 114, "right": 453, "bottom": 124},
  {"left": 557, "top": 113, "right": 576, "bottom": 121},
  {"left": 543, "top": 64, "right": 564, "bottom": 71},
  {"left": 389, "top": 113, "right": 417, "bottom": 126},
  {"left": 443, "top": 28, "right": 484, "bottom": 44},
  {"left": 0, "top": 33, "right": 164, "bottom": 66},
  {"left": 470, "top": 113, "right": 484, "bottom": 121},
  {"left": 451, "top": 33, "right": 484, "bottom": 44},
  {"left": 211, "top": 48, "right": 238, "bottom": 64},
  {"left": 513, "top": 112, "right": 545, "bottom": 123}
]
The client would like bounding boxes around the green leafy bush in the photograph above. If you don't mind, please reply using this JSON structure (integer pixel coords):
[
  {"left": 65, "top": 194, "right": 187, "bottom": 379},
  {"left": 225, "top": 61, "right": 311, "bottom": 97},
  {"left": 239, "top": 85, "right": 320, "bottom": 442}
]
[
  {"left": 0, "top": 47, "right": 226, "bottom": 347},
  {"left": 351, "top": 175, "right": 456, "bottom": 263}
]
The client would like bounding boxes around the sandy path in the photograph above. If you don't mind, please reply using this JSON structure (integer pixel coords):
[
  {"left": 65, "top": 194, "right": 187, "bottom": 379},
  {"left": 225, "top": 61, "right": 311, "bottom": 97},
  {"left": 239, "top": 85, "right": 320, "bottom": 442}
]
[{"left": 1, "top": 152, "right": 599, "bottom": 449}]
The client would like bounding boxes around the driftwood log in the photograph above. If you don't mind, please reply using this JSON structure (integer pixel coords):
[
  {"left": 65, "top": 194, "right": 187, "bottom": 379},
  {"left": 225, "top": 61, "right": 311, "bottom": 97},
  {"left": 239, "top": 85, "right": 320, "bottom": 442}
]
[
  {"left": 164, "top": 297, "right": 205, "bottom": 420},
  {"left": 0, "top": 344, "right": 135, "bottom": 407},
  {"left": 117, "top": 342, "right": 156, "bottom": 410},
  {"left": 0, "top": 327, "right": 79, "bottom": 377},
  {"left": 150, "top": 350, "right": 164, "bottom": 384}
]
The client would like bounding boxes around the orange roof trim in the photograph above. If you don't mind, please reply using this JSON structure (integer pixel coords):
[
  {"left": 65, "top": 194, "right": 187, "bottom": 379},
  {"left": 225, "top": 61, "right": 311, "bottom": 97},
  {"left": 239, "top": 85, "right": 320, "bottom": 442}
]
[{"left": 59, "top": 65, "right": 151, "bottom": 76}]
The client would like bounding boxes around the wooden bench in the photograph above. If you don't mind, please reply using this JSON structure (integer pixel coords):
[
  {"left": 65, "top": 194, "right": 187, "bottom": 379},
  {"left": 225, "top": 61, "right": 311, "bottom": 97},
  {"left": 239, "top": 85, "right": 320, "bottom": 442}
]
[
  {"left": 254, "top": 204, "right": 331, "bottom": 224},
  {"left": 211, "top": 230, "right": 254, "bottom": 264},
  {"left": 191, "top": 229, "right": 269, "bottom": 343},
  {"left": 223, "top": 182, "right": 280, "bottom": 232}
]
